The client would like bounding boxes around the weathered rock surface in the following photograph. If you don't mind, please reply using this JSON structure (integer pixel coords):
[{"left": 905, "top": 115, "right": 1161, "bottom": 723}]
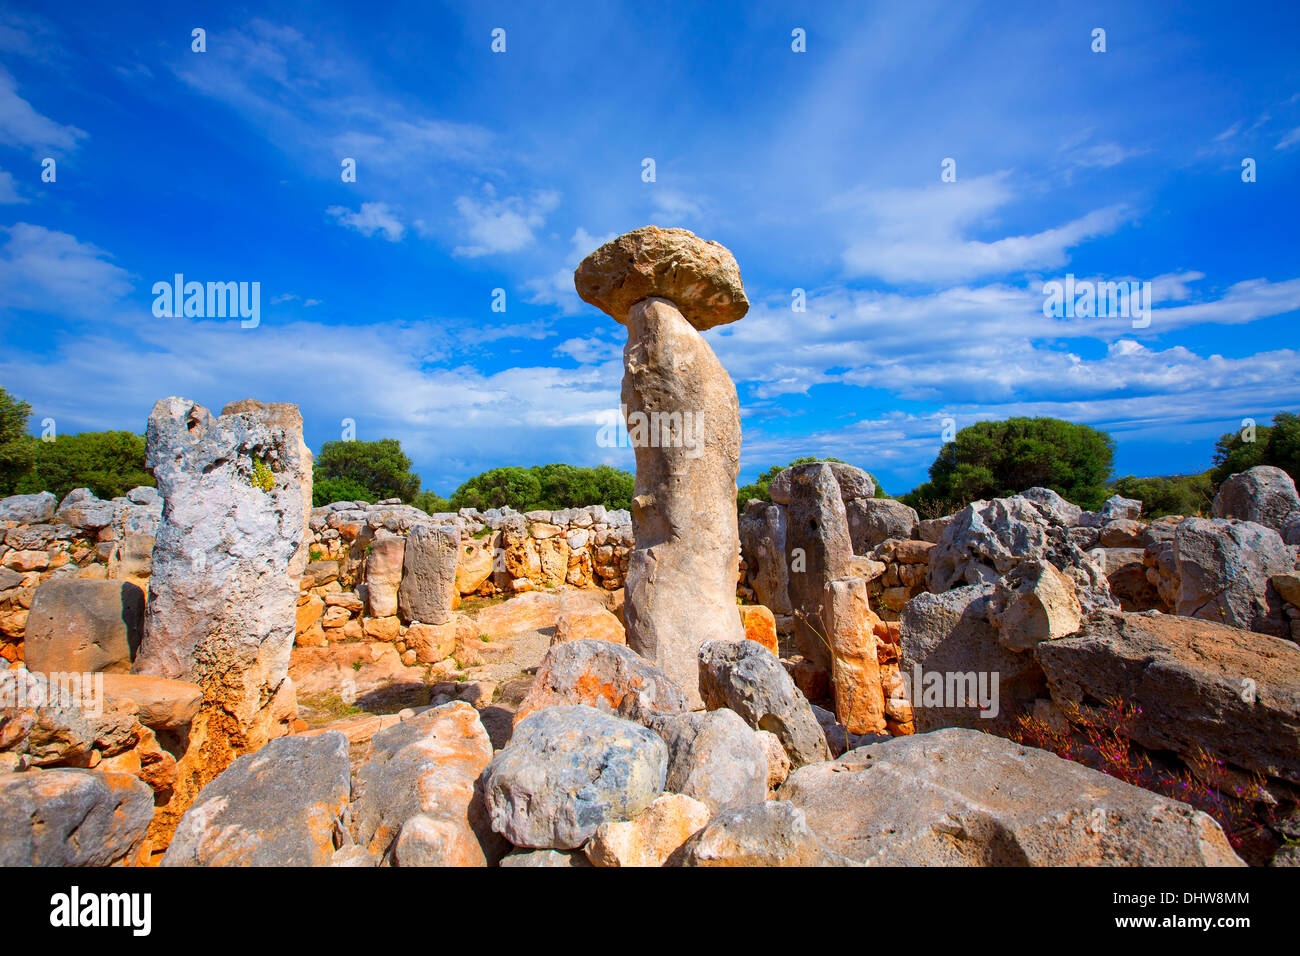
[
  {"left": 1172, "top": 517, "right": 1294, "bottom": 637},
  {"left": 499, "top": 848, "right": 591, "bottom": 867},
  {"left": 644, "top": 707, "right": 768, "bottom": 812},
  {"left": 133, "top": 397, "right": 311, "bottom": 842},
  {"left": 698, "top": 639, "right": 831, "bottom": 767},
  {"left": 1212, "top": 465, "right": 1300, "bottom": 534},
  {"left": 351, "top": 701, "right": 500, "bottom": 866},
  {"left": 988, "top": 560, "right": 1082, "bottom": 651},
  {"left": 101, "top": 674, "right": 202, "bottom": 731},
  {"left": 162, "top": 732, "right": 351, "bottom": 866},
  {"left": 668, "top": 801, "right": 853, "bottom": 867},
  {"left": 785, "top": 463, "right": 853, "bottom": 673},
  {"left": 0, "top": 768, "right": 154, "bottom": 866},
  {"left": 778, "top": 728, "right": 1244, "bottom": 866},
  {"left": 823, "top": 577, "right": 886, "bottom": 734},
  {"left": 738, "top": 500, "right": 791, "bottom": 616},
  {"left": 482, "top": 705, "right": 667, "bottom": 850},
  {"left": 24, "top": 579, "right": 144, "bottom": 674},
  {"left": 900, "top": 585, "right": 1045, "bottom": 733},
  {"left": 0, "top": 491, "right": 57, "bottom": 525},
  {"left": 1036, "top": 610, "right": 1300, "bottom": 785},
  {"left": 573, "top": 225, "right": 748, "bottom": 330},
  {"left": 768, "top": 461, "right": 875, "bottom": 506},
  {"left": 584, "top": 793, "right": 711, "bottom": 867},
  {"left": 397, "top": 522, "right": 458, "bottom": 625},
  {"left": 514, "top": 639, "right": 687, "bottom": 727},
  {"left": 844, "top": 498, "right": 919, "bottom": 554},
  {"left": 364, "top": 532, "right": 405, "bottom": 618}
]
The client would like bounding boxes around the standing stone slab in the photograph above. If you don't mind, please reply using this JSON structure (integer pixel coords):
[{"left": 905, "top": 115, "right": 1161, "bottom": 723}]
[
  {"left": 739, "top": 500, "right": 792, "bottom": 616},
  {"left": 397, "top": 522, "right": 459, "bottom": 625},
  {"left": 576, "top": 227, "right": 748, "bottom": 707},
  {"left": 133, "top": 396, "right": 312, "bottom": 844},
  {"left": 785, "top": 463, "right": 853, "bottom": 674},
  {"left": 24, "top": 579, "right": 144, "bottom": 674}
]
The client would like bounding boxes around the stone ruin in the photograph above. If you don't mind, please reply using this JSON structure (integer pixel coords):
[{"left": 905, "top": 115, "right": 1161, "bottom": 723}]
[{"left": 1, "top": 230, "right": 1299, "bottom": 868}]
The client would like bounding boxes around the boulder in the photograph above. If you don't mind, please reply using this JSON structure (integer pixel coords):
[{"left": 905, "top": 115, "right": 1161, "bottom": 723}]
[
  {"left": 101, "top": 674, "right": 202, "bottom": 731},
  {"left": 738, "top": 500, "right": 791, "bottom": 616},
  {"left": 823, "top": 577, "right": 886, "bottom": 734},
  {"left": 1100, "top": 494, "right": 1143, "bottom": 522},
  {"left": 584, "top": 793, "right": 711, "bottom": 867},
  {"left": 397, "top": 522, "right": 458, "bottom": 625},
  {"left": 644, "top": 708, "right": 768, "bottom": 812},
  {"left": 769, "top": 462, "right": 876, "bottom": 506},
  {"left": 23, "top": 579, "right": 144, "bottom": 674},
  {"left": 551, "top": 602, "right": 625, "bottom": 646},
  {"left": 513, "top": 639, "right": 688, "bottom": 727},
  {"left": 738, "top": 603, "right": 780, "bottom": 656},
  {"left": 1035, "top": 610, "right": 1300, "bottom": 785},
  {"left": 0, "top": 768, "right": 154, "bottom": 866},
  {"left": 364, "top": 532, "right": 406, "bottom": 618},
  {"left": 844, "top": 498, "right": 919, "bottom": 554},
  {"left": 1173, "top": 517, "right": 1293, "bottom": 637},
  {"left": 1212, "top": 465, "right": 1300, "bottom": 534},
  {"left": 1019, "top": 487, "right": 1083, "bottom": 526},
  {"left": 988, "top": 560, "right": 1082, "bottom": 652},
  {"left": 668, "top": 801, "right": 852, "bottom": 867},
  {"left": 482, "top": 705, "right": 668, "bottom": 850},
  {"left": 499, "top": 848, "right": 591, "bottom": 868},
  {"left": 778, "top": 728, "right": 1243, "bottom": 866},
  {"left": 351, "top": 702, "right": 500, "bottom": 866},
  {"left": 162, "top": 732, "right": 351, "bottom": 866},
  {"left": 900, "top": 585, "right": 1045, "bottom": 734},
  {"left": 697, "top": 639, "right": 831, "bottom": 767},
  {"left": 0, "top": 491, "right": 57, "bottom": 525}
]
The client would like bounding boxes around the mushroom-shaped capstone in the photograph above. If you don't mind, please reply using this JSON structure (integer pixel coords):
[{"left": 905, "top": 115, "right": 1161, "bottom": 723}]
[{"left": 573, "top": 225, "right": 749, "bottom": 331}]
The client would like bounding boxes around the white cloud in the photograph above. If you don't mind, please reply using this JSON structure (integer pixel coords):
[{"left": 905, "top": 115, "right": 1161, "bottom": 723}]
[
  {"left": 452, "top": 187, "right": 560, "bottom": 257},
  {"left": 0, "top": 223, "right": 132, "bottom": 314},
  {"left": 0, "top": 66, "right": 86, "bottom": 155},
  {"left": 838, "top": 173, "right": 1129, "bottom": 283},
  {"left": 1276, "top": 127, "right": 1300, "bottom": 150},
  {"left": 0, "top": 168, "right": 25, "bottom": 203},
  {"left": 327, "top": 202, "right": 405, "bottom": 241}
]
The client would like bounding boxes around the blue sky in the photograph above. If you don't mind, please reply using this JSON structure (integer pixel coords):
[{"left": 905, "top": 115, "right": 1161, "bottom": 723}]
[{"left": 1, "top": 1, "right": 1298, "bottom": 498}]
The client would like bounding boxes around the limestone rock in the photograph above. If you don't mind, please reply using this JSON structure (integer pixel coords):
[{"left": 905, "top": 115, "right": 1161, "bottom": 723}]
[
  {"left": 552, "top": 602, "right": 625, "bottom": 646},
  {"left": 499, "top": 848, "right": 591, "bottom": 867},
  {"left": 844, "top": 498, "right": 919, "bottom": 554},
  {"left": 698, "top": 639, "right": 830, "bottom": 767},
  {"left": 351, "top": 702, "right": 500, "bottom": 866},
  {"left": 398, "top": 522, "right": 458, "bottom": 625},
  {"left": 584, "top": 793, "right": 711, "bottom": 867},
  {"left": 514, "top": 638, "right": 687, "bottom": 727},
  {"left": 823, "top": 577, "right": 886, "bottom": 734},
  {"left": 364, "top": 533, "right": 405, "bottom": 618},
  {"left": 668, "top": 801, "right": 852, "bottom": 867},
  {"left": 573, "top": 225, "right": 748, "bottom": 330},
  {"left": 0, "top": 768, "right": 153, "bottom": 866},
  {"left": 162, "top": 732, "right": 351, "bottom": 866},
  {"left": 0, "top": 492, "right": 57, "bottom": 525},
  {"left": 785, "top": 463, "right": 853, "bottom": 673},
  {"left": 768, "top": 462, "right": 876, "bottom": 506},
  {"left": 1173, "top": 517, "right": 1293, "bottom": 637},
  {"left": 756, "top": 730, "right": 791, "bottom": 788},
  {"left": 738, "top": 603, "right": 779, "bottom": 656},
  {"left": 1036, "top": 610, "right": 1300, "bottom": 785},
  {"left": 779, "top": 728, "right": 1243, "bottom": 866},
  {"left": 101, "top": 674, "right": 202, "bottom": 731},
  {"left": 1212, "top": 465, "right": 1300, "bottom": 534},
  {"left": 644, "top": 708, "right": 768, "bottom": 812},
  {"left": 482, "top": 704, "right": 668, "bottom": 850},
  {"left": 738, "top": 500, "right": 791, "bottom": 616},
  {"left": 988, "top": 560, "right": 1082, "bottom": 651},
  {"left": 24, "top": 579, "right": 143, "bottom": 674}
]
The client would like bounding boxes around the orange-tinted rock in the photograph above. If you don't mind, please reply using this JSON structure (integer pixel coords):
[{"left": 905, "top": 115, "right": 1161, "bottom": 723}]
[
  {"left": 738, "top": 604, "right": 779, "bottom": 656},
  {"left": 552, "top": 603, "right": 626, "bottom": 646},
  {"left": 824, "top": 579, "right": 887, "bottom": 736}
]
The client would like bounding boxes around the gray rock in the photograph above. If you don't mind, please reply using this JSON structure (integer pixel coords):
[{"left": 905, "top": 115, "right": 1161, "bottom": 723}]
[
  {"left": 134, "top": 398, "right": 312, "bottom": 764},
  {"left": 778, "top": 728, "right": 1243, "bottom": 866},
  {"left": 668, "top": 801, "right": 854, "bottom": 866},
  {"left": 513, "top": 638, "right": 688, "bottom": 726},
  {"left": 738, "top": 500, "right": 791, "bottom": 616},
  {"left": 1100, "top": 494, "right": 1143, "bottom": 521},
  {"left": 24, "top": 579, "right": 144, "bottom": 674},
  {"left": 900, "top": 585, "right": 1045, "bottom": 734},
  {"left": 1019, "top": 487, "right": 1083, "bottom": 526},
  {"left": 1212, "top": 465, "right": 1300, "bottom": 535},
  {"left": 0, "top": 767, "right": 154, "bottom": 866},
  {"left": 769, "top": 461, "right": 876, "bottom": 506},
  {"left": 918, "top": 515, "right": 954, "bottom": 544},
  {"left": 331, "top": 845, "right": 380, "bottom": 867},
  {"left": 697, "top": 639, "right": 831, "bottom": 767},
  {"left": 1036, "top": 610, "right": 1300, "bottom": 785},
  {"left": 397, "top": 522, "right": 459, "bottom": 625},
  {"left": 482, "top": 705, "right": 667, "bottom": 850},
  {"left": 844, "top": 497, "right": 919, "bottom": 554},
  {"left": 54, "top": 488, "right": 116, "bottom": 529},
  {"left": 645, "top": 708, "right": 768, "bottom": 813},
  {"left": 0, "top": 491, "right": 57, "bottom": 524},
  {"left": 163, "top": 732, "right": 351, "bottom": 866},
  {"left": 498, "top": 848, "right": 592, "bottom": 867},
  {"left": 351, "top": 701, "right": 501, "bottom": 866},
  {"left": 1173, "top": 517, "right": 1293, "bottom": 637},
  {"left": 785, "top": 463, "right": 853, "bottom": 672}
]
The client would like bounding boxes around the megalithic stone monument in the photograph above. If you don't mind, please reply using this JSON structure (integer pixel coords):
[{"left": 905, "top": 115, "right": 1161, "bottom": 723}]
[{"left": 575, "top": 226, "right": 749, "bottom": 706}]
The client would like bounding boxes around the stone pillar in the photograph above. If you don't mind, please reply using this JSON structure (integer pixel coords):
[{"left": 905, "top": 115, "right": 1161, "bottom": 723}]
[
  {"left": 135, "top": 397, "right": 312, "bottom": 843},
  {"left": 575, "top": 227, "right": 749, "bottom": 706},
  {"left": 398, "top": 522, "right": 459, "bottom": 625},
  {"left": 823, "top": 577, "right": 887, "bottom": 735},
  {"left": 785, "top": 462, "right": 853, "bottom": 677}
]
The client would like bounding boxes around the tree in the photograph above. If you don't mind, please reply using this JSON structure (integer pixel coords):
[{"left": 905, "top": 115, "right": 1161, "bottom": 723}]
[
  {"left": 904, "top": 417, "right": 1115, "bottom": 512},
  {"left": 312, "top": 438, "right": 421, "bottom": 506},
  {"left": 1112, "top": 472, "right": 1215, "bottom": 519},
  {"left": 15, "top": 430, "right": 153, "bottom": 500},
  {"left": 0, "top": 386, "right": 36, "bottom": 495},
  {"left": 1262, "top": 412, "right": 1300, "bottom": 481},
  {"left": 1209, "top": 411, "right": 1299, "bottom": 486},
  {"left": 412, "top": 490, "right": 451, "bottom": 514},
  {"left": 448, "top": 464, "right": 633, "bottom": 512}
]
